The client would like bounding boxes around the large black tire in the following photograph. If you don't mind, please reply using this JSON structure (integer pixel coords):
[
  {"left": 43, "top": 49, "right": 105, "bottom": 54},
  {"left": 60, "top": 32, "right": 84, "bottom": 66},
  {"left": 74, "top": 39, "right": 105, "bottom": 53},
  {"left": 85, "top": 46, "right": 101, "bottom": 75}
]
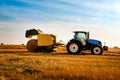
[
  {"left": 67, "top": 40, "right": 83, "bottom": 54},
  {"left": 27, "top": 39, "right": 38, "bottom": 52},
  {"left": 91, "top": 45, "right": 103, "bottom": 55}
]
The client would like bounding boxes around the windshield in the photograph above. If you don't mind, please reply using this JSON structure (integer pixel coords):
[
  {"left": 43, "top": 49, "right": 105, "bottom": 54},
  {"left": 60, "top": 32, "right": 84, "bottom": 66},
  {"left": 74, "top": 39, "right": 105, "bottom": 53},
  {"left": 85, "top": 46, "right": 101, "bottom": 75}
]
[
  {"left": 74, "top": 32, "right": 87, "bottom": 46},
  {"left": 75, "top": 33, "right": 86, "bottom": 40}
]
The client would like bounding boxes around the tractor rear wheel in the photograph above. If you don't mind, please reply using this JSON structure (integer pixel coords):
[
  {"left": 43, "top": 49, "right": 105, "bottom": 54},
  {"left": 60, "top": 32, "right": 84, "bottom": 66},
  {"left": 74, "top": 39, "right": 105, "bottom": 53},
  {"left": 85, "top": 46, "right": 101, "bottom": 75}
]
[
  {"left": 67, "top": 40, "right": 83, "bottom": 54},
  {"left": 91, "top": 45, "right": 103, "bottom": 55},
  {"left": 27, "top": 39, "right": 38, "bottom": 52}
]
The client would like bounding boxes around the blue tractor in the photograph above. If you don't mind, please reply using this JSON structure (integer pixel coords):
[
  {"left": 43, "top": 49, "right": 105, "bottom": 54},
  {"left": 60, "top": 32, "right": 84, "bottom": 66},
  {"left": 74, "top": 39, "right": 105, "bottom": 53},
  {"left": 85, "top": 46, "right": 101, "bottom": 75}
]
[{"left": 67, "top": 31, "right": 103, "bottom": 55}]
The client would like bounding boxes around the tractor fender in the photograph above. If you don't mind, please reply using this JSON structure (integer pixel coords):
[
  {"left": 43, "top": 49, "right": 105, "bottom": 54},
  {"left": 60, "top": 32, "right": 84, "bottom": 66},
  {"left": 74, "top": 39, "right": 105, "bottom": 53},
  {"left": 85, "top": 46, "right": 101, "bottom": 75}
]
[
  {"left": 67, "top": 39, "right": 83, "bottom": 49},
  {"left": 68, "top": 39, "right": 81, "bottom": 43}
]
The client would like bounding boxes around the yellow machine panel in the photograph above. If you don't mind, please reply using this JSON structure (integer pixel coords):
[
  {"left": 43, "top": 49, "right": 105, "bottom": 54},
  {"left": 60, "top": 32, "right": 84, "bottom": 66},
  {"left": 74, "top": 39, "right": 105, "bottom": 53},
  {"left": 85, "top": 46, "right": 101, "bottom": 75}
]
[{"left": 38, "top": 34, "right": 54, "bottom": 46}]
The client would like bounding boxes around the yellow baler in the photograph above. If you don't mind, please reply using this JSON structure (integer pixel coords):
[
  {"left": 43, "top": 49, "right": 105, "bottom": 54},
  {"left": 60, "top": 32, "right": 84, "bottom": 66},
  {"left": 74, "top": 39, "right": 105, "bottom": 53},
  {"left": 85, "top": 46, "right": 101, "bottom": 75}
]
[{"left": 26, "top": 29, "right": 56, "bottom": 52}]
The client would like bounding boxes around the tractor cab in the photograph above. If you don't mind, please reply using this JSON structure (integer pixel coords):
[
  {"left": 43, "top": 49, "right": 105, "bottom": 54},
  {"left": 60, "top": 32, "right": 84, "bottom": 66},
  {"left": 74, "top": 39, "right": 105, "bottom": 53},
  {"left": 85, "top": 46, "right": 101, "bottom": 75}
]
[{"left": 74, "top": 31, "right": 89, "bottom": 46}]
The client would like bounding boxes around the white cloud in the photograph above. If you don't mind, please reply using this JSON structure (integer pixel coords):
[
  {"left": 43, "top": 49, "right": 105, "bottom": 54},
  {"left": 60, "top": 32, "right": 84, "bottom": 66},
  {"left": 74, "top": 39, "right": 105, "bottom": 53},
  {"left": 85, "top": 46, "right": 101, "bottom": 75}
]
[{"left": 83, "top": 1, "right": 120, "bottom": 13}]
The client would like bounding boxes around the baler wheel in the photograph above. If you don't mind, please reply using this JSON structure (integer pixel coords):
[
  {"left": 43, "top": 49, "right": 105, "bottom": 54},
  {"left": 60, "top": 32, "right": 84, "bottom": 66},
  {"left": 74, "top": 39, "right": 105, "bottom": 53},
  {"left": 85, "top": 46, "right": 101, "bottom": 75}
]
[{"left": 27, "top": 39, "right": 38, "bottom": 52}]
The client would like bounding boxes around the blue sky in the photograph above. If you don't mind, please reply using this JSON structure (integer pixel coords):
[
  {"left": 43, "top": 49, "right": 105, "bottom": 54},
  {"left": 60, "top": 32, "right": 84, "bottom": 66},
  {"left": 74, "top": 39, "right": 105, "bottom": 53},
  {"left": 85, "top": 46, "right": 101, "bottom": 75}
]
[{"left": 0, "top": 0, "right": 120, "bottom": 47}]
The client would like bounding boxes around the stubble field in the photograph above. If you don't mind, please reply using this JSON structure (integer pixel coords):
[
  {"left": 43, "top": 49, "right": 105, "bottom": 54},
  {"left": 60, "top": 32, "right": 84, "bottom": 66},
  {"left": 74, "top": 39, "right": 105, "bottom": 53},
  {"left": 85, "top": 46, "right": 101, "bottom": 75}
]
[{"left": 0, "top": 45, "right": 120, "bottom": 80}]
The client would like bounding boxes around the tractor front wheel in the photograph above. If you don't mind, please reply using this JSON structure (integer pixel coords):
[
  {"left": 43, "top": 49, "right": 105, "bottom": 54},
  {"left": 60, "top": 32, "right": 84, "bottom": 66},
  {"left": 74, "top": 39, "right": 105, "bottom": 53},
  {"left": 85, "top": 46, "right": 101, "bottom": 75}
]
[
  {"left": 91, "top": 45, "right": 103, "bottom": 55},
  {"left": 27, "top": 39, "right": 38, "bottom": 52}
]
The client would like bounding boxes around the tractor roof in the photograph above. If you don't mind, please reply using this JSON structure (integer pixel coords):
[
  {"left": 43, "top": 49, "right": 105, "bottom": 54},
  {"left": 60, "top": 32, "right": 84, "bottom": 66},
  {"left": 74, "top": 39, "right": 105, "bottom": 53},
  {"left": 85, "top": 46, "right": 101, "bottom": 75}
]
[{"left": 73, "top": 31, "right": 88, "bottom": 34}]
